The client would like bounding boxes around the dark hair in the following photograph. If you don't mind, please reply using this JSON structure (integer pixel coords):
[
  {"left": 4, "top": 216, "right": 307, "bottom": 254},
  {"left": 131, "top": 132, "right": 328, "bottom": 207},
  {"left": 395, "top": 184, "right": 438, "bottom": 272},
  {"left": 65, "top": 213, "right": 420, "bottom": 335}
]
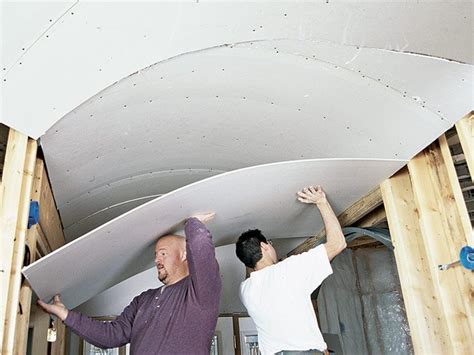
[{"left": 235, "top": 229, "right": 268, "bottom": 268}]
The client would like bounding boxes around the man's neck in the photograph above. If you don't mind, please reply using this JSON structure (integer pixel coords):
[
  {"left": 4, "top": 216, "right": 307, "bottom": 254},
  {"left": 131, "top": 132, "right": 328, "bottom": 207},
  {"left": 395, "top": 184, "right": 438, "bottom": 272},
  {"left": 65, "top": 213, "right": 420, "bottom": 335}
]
[
  {"left": 254, "top": 258, "right": 276, "bottom": 271},
  {"left": 165, "top": 270, "right": 189, "bottom": 285}
]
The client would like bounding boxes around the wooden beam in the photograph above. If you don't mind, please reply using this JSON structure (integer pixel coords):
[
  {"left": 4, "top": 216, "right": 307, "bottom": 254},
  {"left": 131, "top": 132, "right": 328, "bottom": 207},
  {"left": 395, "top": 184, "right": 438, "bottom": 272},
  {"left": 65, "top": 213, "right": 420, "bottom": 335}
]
[
  {"left": 14, "top": 225, "right": 40, "bottom": 355},
  {"left": 3, "top": 138, "right": 37, "bottom": 355},
  {"left": 381, "top": 167, "right": 450, "bottom": 354},
  {"left": 408, "top": 138, "right": 473, "bottom": 352},
  {"left": 455, "top": 112, "right": 474, "bottom": 182},
  {"left": 29, "top": 305, "right": 49, "bottom": 355},
  {"left": 50, "top": 318, "right": 66, "bottom": 355},
  {"left": 30, "top": 159, "right": 65, "bottom": 251},
  {"left": 346, "top": 205, "right": 387, "bottom": 248},
  {"left": 0, "top": 129, "right": 29, "bottom": 354},
  {"left": 336, "top": 186, "right": 383, "bottom": 226},
  {"left": 287, "top": 187, "right": 382, "bottom": 256},
  {"left": 35, "top": 223, "right": 53, "bottom": 257},
  {"left": 382, "top": 135, "right": 474, "bottom": 353},
  {"left": 438, "top": 134, "right": 473, "bottom": 240},
  {"left": 353, "top": 204, "right": 386, "bottom": 228},
  {"left": 346, "top": 237, "right": 382, "bottom": 249}
]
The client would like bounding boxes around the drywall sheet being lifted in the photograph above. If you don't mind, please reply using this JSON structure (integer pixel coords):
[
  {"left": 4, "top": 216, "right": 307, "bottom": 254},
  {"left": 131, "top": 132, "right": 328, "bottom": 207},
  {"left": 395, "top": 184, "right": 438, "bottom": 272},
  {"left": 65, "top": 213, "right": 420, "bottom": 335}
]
[
  {"left": 2, "top": 2, "right": 472, "bottom": 138},
  {"left": 23, "top": 158, "right": 402, "bottom": 309}
]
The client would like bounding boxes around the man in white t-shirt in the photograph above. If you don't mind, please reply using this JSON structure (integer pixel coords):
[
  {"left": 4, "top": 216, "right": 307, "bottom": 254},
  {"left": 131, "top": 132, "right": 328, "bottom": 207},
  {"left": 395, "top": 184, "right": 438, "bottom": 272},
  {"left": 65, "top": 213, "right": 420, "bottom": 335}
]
[{"left": 235, "top": 185, "right": 346, "bottom": 355}]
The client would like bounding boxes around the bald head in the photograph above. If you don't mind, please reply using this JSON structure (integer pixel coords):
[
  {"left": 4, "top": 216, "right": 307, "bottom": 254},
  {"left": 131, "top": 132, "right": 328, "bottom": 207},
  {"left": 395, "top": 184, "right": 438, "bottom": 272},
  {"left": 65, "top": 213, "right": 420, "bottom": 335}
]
[
  {"left": 155, "top": 235, "right": 188, "bottom": 285},
  {"left": 157, "top": 235, "right": 186, "bottom": 251}
]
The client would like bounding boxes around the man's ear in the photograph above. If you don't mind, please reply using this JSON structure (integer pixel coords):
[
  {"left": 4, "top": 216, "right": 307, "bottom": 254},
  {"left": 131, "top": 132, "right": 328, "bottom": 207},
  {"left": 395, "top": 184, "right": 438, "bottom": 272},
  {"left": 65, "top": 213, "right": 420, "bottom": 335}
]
[
  {"left": 181, "top": 250, "right": 187, "bottom": 262},
  {"left": 260, "top": 241, "right": 268, "bottom": 251}
]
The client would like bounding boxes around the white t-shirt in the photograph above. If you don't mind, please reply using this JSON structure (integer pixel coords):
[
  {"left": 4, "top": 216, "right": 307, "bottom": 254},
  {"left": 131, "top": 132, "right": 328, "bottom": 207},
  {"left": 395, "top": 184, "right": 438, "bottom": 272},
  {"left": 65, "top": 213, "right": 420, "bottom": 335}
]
[{"left": 239, "top": 244, "right": 333, "bottom": 355}]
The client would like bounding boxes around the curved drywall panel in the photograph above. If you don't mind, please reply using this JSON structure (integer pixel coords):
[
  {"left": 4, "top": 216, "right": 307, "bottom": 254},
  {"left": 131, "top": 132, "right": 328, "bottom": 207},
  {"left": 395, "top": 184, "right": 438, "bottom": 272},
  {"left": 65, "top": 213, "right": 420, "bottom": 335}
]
[
  {"left": 1, "top": 1, "right": 75, "bottom": 70},
  {"left": 76, "top": 237, "right": 306, "bottom": 316},
  {"left": 2, "top": 2, "right": 472, "bottom": 138},
  {"left": 39, "top": 41, "right": 469, "bottom": 241},
  {"left": 60, "top": 169, "right": 223, "bottom": 241},
  {"left": 23, "top": 158, "right": 403, "bottom": 309},
  {"left": 246, "top": 40, "right": 473, "bottom": 123}
]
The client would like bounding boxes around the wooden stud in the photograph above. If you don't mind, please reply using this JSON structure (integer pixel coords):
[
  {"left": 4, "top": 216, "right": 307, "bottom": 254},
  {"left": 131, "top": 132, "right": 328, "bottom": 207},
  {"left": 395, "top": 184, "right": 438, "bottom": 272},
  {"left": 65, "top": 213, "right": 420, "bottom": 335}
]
[
  {"left": 0, "top": 129, "right": 29, "bottom": 354},
  {"left": 3, "top": 138, "right": 37, "bottom": 354},
  {"left": 353, "top": 204, "right": 386, "bottom": 228},
  {"left": 455, "top": 112, "right": 474, "bottom": 182},
  {"left": 30, "top": 159, "right": 65, "bottom": 251},
  {"left": 287, "top": 187, "right": 383, "bottom": 256},
  {"left": 35, "top": 223, "right": 53, "bottom": 257},
  {"left": 232, "top": 315, "right": 241, "bottom": 355},
  {"left": 29, "top": 305, "right": 49, "bottom": 355},
  {"left": 407, "top": 139, "right": 473, "bottom": 352},
  {"left": 439, "top": 134, "right": 473, "bottom": 241},
  {"left": 381, "top": 167, "right": 451, "bottom": 353},
  {"left": 346, "top": 205, "right": 387, "bottom": 248},
  {"left": 13, "top": 225, "right": 40, "bottom": 355},
  {"left": 50, "top": 317, "right": 66, "bottom": 355}
]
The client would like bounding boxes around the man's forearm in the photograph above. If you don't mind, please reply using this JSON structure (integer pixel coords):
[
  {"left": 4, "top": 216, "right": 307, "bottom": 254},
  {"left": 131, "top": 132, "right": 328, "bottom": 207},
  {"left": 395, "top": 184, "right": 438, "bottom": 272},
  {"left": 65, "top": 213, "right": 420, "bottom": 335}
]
[
  {"left": 65, "top": 311, "right": 130, "bottom": 349},
  {"left": 317, "top": 200, "right": 346, "bottom": 260}
]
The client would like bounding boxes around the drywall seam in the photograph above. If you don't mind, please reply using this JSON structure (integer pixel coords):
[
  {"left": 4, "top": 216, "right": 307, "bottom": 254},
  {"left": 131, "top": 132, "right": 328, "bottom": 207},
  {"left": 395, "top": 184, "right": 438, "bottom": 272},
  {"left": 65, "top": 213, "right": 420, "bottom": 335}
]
[
  {"left": 74, "top": 37, "right": 471, "bottom": 122},
  {"left": 54, "top": 167, "right": 229, "bottom": 214},
  {"left": 69, "top": 194, "right": 163, "bottom": 228},
  {"left": 2, "top": 1, "right": 79, "bottom": 76},
  {"left": 233, "top": 40, "right": 471, "bottom": 124}
]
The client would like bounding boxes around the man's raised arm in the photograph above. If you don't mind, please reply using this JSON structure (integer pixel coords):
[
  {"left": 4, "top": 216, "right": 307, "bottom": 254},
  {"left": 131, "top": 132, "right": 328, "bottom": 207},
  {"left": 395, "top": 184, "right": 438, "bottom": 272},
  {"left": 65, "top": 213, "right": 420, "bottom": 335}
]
[
  {"left": 185, "top": 213, "right": 221, "bottom": 306},
  {"left": 297, "top": 186, "right": 346, "bottom": 260}
]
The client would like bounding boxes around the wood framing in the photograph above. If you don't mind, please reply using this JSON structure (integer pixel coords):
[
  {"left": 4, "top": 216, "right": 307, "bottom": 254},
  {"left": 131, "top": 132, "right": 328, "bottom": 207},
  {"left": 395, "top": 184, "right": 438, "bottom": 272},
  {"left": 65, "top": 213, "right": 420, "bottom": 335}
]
[
  {"left": 0, "top": 126, "right": 66, "bottom": 354},
  {"left": 29, "top": 305, "right": 50, "bottom": 355},
  {"left": 0, "top": 129, "right": 30, "bottom": 354},
  {"left": 13, "top": 159, "right": 66, "bottom": 354},
  {"left": 346, "top": 205, "right": 387, "bottom": 248},
  {"left": 51, "top": 318, "right": 67, "bottom": 355},
  {"left": 381, "top": 137, "right": 473, "bottom": 354},
  {"left": 3, "top": 138, "right": 37, "bottom": 354},
  {"left": 455, "top": 112, "right": 473, "bottom": 182},
  {"left": 287, "top": 187, "right": 383, "bottom": 256},
  {"left": 31, "top": 159, "right": 65, "bottom": 251},
  {"left": 14, "top": 225, "right": 40, "bottom": 355}
]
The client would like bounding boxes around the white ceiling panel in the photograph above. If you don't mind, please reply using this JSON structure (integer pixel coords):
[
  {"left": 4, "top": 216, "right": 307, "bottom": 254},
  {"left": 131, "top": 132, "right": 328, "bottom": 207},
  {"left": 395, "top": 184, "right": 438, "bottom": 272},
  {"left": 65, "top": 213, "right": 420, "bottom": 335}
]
[
  {"left": 0, "top": 0, "right": 75, "bottom": 70},
  {"left": 243, "top": 40, "right": 473, "bottom": 123},
  {"left": 40, "top": 42, "right": 465, "bottom": 241},
  {"left": 2, "top": 2, "right": 471, "bottom": 138},
  {"left": 60, "top": 168, "right": 223, "bottom": 241},
  {"left": 23, "top": 158, "right": 402, "bottom": 309}
]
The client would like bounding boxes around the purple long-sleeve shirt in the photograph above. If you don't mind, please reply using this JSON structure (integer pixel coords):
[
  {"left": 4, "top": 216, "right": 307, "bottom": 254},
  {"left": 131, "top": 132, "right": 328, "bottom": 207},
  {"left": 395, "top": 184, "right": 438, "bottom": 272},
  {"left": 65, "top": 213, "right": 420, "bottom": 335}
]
[{"left": 65, "top": 217, "right": 222, "bottom": 354}]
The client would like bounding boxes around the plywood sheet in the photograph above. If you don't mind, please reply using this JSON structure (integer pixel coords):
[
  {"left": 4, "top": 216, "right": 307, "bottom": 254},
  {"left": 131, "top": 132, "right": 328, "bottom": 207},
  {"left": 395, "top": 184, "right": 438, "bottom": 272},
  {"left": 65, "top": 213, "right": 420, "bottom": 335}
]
[
  {"left": 23, "top": 158, "right": 402, "bottom": 309},
  {"left": 2, "top": 2, "right": 472, "bottom": 138}
]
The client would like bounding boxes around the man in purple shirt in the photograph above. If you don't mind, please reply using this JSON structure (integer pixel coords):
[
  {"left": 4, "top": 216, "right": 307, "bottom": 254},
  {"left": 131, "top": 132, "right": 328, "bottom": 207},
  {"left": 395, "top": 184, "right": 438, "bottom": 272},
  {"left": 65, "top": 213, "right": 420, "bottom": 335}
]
[{"left": 38, "top": 213, "right": 222, "bottom": 354}]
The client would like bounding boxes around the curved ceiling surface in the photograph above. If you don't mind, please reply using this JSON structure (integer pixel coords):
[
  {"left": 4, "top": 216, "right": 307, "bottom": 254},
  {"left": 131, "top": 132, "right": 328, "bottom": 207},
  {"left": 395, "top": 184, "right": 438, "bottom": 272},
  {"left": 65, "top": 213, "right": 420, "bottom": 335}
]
[
  {"left": 2, "top": 2, "right": 472, "bottom": 139},
  {"left": 40, "top": 39, "right": 472, "bottom": 240},
  {"left": 23, "top": 158, "right": 402, "bottom": 309},
  {"left": 9, "top": 1, "right": 472, "bottom": 310}
]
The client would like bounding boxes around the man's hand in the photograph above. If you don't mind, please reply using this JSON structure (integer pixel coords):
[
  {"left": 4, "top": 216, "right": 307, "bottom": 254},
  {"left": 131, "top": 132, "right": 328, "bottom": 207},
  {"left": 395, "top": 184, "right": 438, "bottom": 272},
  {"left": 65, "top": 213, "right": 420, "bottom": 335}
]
[
  {"left": 191, "top": 212, "right": 215, "bottom": 224},
  {"left": 297, "top": 185, "right": 327, "bottom": 206},
  {"left": 37, "top": 295, "right": 69, "bottom": 321}
]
